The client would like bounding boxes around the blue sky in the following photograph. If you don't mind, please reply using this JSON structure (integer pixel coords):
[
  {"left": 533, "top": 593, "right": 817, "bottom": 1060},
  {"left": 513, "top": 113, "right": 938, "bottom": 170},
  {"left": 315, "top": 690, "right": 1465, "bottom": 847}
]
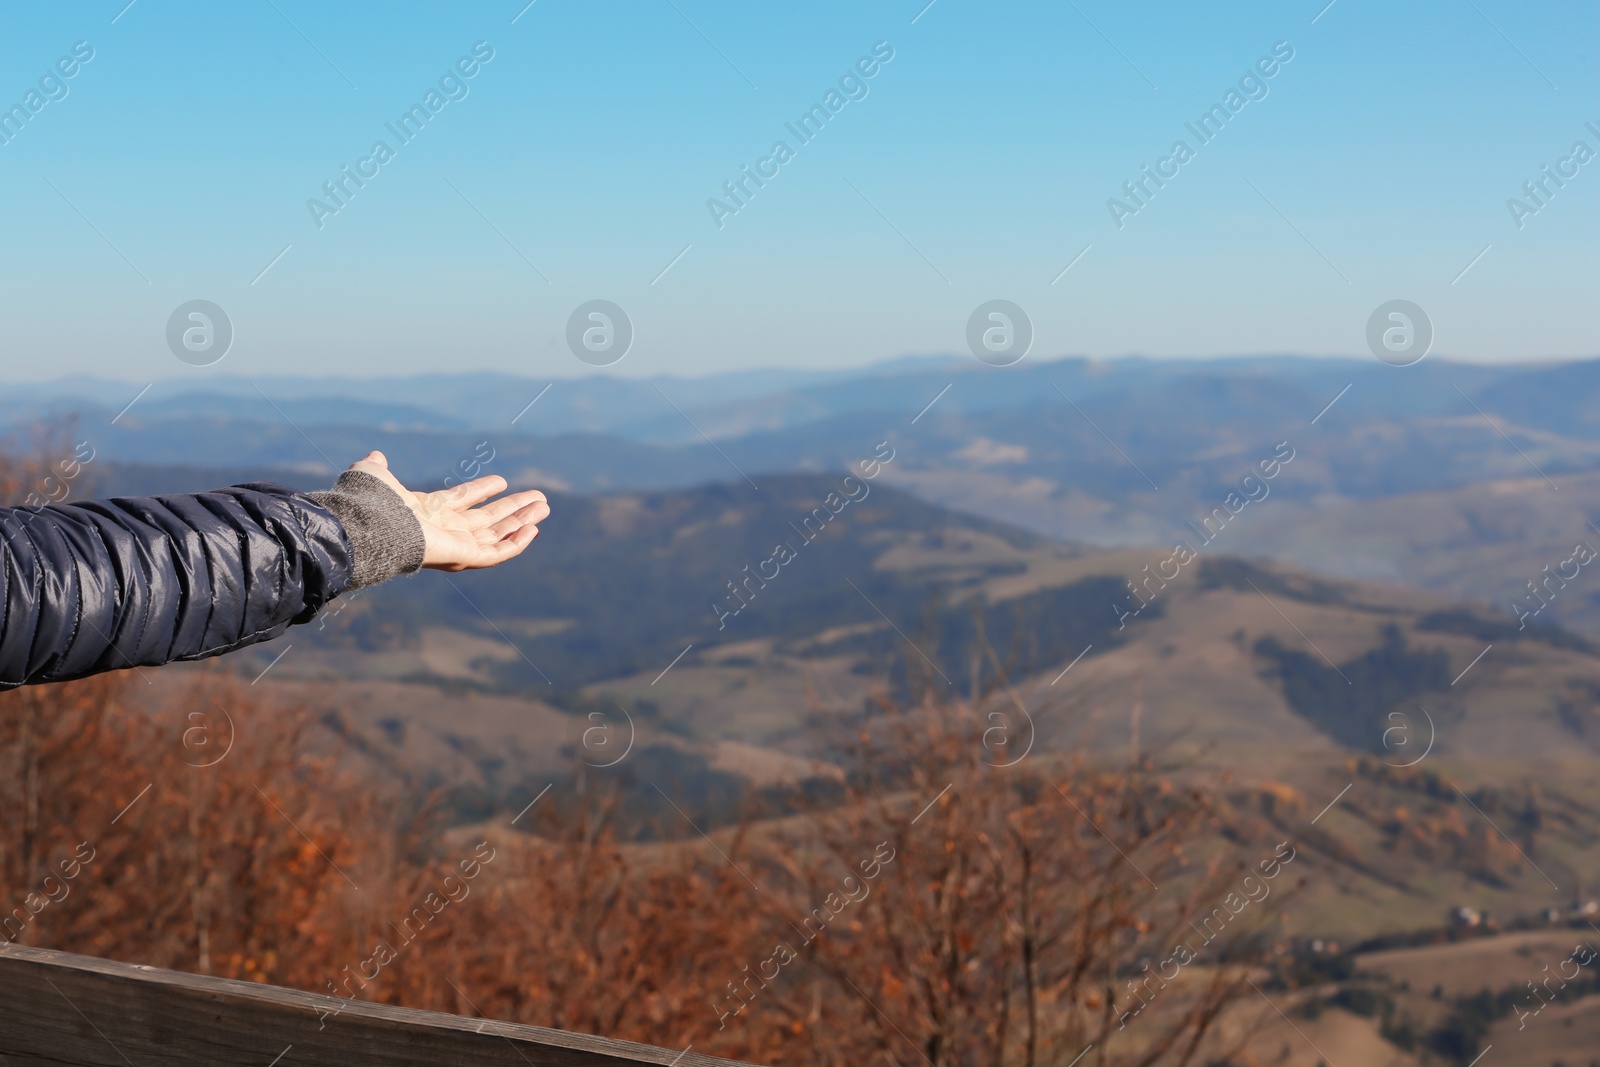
[{"left": 0, "top": 0, "right": 1595, "bottom": 381}]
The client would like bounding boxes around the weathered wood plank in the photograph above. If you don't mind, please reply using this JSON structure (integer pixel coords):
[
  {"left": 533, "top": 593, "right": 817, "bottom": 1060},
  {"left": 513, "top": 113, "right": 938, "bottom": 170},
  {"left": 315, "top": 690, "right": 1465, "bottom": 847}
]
[{"left": 0, "top": 943, "right": 761, "bottom": 1067}]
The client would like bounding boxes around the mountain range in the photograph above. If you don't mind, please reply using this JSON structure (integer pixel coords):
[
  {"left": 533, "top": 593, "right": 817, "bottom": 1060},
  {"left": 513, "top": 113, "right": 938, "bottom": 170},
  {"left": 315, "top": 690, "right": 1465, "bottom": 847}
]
[{"left": 26, "top": 353, "right": 1598, "bottom": 638}]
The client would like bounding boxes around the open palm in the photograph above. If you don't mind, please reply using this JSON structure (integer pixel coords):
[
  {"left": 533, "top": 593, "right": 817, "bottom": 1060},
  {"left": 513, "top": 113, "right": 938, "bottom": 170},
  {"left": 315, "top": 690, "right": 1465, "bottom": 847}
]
[{"left": 347, "top": 451, "right": 549, "bottom": 571}]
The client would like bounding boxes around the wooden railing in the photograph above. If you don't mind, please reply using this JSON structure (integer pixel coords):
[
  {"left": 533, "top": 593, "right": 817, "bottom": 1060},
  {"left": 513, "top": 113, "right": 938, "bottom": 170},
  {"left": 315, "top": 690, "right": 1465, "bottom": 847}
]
[{"left": 0, "top": 942, "right": 762, "bottom": 1066}]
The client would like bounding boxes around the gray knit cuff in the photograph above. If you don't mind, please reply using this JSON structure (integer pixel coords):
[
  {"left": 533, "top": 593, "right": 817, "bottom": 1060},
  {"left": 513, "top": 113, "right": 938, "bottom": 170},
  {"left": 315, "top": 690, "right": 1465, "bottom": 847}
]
[{"left": 309, "top": 470, "right": 426, "bottom": 591}]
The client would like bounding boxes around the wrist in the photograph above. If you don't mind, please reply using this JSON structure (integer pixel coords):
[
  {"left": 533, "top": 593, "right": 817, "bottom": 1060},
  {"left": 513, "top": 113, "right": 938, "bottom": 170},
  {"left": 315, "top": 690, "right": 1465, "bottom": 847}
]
[{"left": 307, "top": 470, "right": 427, "bottom": 590}]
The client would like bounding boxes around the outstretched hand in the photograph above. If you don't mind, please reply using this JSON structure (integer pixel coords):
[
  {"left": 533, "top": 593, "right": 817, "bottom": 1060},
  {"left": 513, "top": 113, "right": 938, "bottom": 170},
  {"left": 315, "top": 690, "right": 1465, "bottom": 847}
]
[{"left": 347, "top": 451, "right": 549, "bottom": 571}]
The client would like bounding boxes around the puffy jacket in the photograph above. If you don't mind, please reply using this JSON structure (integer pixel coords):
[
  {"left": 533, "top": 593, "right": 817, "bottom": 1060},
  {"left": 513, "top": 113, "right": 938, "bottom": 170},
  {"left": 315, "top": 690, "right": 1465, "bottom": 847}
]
[{"left": 0, "top": 473, "right": 423, "bottom": 689}]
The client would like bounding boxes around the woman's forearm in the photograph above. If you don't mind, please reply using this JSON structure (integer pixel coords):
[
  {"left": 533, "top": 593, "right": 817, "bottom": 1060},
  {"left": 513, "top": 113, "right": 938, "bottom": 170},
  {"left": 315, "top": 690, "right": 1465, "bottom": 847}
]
[
  {"left": 0, "top": 482, "right": 375, "bottom": 687},
  {"left": 0, "top": 449, "right": 546, "bottom": 689}
]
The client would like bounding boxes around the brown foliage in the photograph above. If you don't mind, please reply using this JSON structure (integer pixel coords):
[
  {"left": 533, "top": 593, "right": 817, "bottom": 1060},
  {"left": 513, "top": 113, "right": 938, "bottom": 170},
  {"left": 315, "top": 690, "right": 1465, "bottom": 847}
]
[
  {"left": 0, "top": 671, "right": 375, "bottom": 986},
  {"left": 689, "top": 694, "right": 1281, "bottom": 1067},
  {"left": 0, "top": 668, "right": 1285, "bottom": 1065}
]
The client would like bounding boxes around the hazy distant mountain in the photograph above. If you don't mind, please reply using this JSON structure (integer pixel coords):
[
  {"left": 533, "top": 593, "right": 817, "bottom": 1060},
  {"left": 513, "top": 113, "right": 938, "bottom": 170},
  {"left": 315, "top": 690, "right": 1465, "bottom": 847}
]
[
  {"left": 3, "top": 353, "right": 1554, "bottom": 445},
  {"left": 31, "top": 354, "right": 1600, "bottom": 647}
]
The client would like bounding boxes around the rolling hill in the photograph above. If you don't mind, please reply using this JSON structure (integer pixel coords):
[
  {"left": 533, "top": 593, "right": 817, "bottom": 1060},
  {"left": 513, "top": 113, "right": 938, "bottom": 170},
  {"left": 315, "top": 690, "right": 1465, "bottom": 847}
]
[{"left": 105, "top": 469, "right": 1592, "bottom": 950}]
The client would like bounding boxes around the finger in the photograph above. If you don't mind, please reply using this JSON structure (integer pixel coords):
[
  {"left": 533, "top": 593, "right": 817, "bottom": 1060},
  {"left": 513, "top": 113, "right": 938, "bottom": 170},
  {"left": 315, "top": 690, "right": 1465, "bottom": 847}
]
[
  {"left": 483, "top": 502, "right": 548, "bottom": 542},
  {"left": 466, "top": 522, "right": 539, "bottom": 568},
  {"left": 432, "top": 474, "right": 508, "bottom": 512},
  {"left": 472, "top": 490, "right": 550, "bottom": 529},
  {"left": 450, "top": 490, "right": 547, "bottom": 533}
]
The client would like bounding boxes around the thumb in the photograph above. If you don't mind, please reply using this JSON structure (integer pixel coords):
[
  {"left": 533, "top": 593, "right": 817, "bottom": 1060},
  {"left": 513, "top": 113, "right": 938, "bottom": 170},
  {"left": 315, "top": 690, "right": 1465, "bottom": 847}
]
[{"left": 347, "top": 451, "right": 413, "bottom": 503}]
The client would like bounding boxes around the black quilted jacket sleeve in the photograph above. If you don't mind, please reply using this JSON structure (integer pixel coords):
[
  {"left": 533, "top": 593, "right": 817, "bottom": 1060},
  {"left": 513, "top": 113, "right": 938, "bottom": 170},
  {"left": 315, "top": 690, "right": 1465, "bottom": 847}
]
[{"left": 0, "top": 482, "right": 353, "bottom": 689}]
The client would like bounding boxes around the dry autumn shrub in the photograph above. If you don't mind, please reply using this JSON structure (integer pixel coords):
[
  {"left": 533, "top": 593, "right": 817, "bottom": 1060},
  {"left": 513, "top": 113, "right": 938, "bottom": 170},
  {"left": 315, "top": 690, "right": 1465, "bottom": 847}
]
[
  {"left": 0, "top": 668, "right": 378, "bottom": 988},
  {"left": 0, "top": 658, "right": 1285, "bottom": 1066},
  {"left": 412, "top": 786, "right": 766, "bottom": 1038},
  {"left": 674, "top": 689, "right": 1288, "bottom": 1067}
]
